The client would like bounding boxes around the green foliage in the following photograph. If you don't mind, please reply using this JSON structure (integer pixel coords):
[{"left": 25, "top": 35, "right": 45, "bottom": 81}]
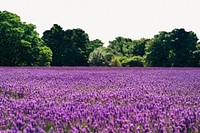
[
  {"left": 122, "top": 56, "right": 144, "bottom": 67},
  {"left": 193, "top": 43, "right": 200, "bottom": 66},
  {"left": 109, "top": 56, "right": 122, "bottom": 66},
  {"left": 0, "top": 11, "right": 52, "bottom": 66},
  {"left": 128, "top": 38, "right": 150, "bottom": 56},
  {"left": 145, "top": 31, "right": 170, "bottom": 67},
  {"left": 37, "top": 46, "right": 53, "bottom": 66},
  {"left": 108, "top": 37, "right": 149, "bottom": 57},
  {"left": 145, "top": 29, "right": 199, "bottom": 67},
  {"left": 108, "top": 37, "right": 132, "bottom": 56},
  {"left": 42, "top": 25, "right": 95, "bottom": 66},
  {"left": 116, "top": 56, "right": 128, "bottom": 63},
  {"left": 45, "top": 121, "right": 55, "bottom": 132},
  {"left": 86, "top": 39, "right": 104, "bottom": 64},
  {"left": 42, "top": 24, "right": 66, "bottom": 66},
  {"left": 1, "top": 11, "right": 199, "bottom": 67},
  {"left": 88, "top": 47, "right": 114, "bottom": 66},
  {"left": 108, "top": 37, "right": 149, "bottom": 67}
]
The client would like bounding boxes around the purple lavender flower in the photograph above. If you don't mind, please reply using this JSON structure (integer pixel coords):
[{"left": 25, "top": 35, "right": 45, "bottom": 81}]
[{"left": 0, "top": 67, "right": 199, "bottom": 132}]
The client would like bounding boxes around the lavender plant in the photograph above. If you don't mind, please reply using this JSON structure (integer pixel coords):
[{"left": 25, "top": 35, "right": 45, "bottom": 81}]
[{"left": 0, "top": 67, "right": 199, "bottom": 132}]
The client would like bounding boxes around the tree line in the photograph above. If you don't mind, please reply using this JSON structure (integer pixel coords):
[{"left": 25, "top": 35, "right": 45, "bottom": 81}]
[{"left": 0, "top": 11, "right": 200, "bottom": 67}]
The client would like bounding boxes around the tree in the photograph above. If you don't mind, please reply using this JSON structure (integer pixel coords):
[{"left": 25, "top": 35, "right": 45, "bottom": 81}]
[
  {"left": 145, "top": 28, "right": 199, "bottom": 67},
  {"left": 193, "top": 42, "right": 200, "bottom": 66},
  {"left": 37, "top": 46, "right": 53, "bottom": 66},
  {"left": 108, "top": 37, "right": 132, "bottom": 56},
  {"left": 145, "top": 31, "right": 171, "bottom": 67},
  {"left": 86, "top": 39, "right": 103, "bottom": 56},
  {"left": 0, "top": 11, "right": 52, "bottom": 66},
  {"left": 108, "top": 37, "right": 149, "bottom": 58},
  {"left": 42, "top": 25, "right": 90, "bottom": 66},
  {"left": 169, "top": 29, "right": 198, "bottom": 66},
  {"left": 88, "top": 47, "right": 114, "bottom": 66},
  {"left": 69, "top": 28, "right": 90, "bottom": 66},
  {"left": 42, "top": 24, "right": 65, "bottom": 66},
  {"left": 128, "top": 38, "right": 150, "bottom": 57}
]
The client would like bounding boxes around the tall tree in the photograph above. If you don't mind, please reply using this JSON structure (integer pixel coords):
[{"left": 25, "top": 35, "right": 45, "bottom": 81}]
[
  {"left": 145, "top": 31, "right": 171, "bottom": 66},
  {"left": 128, "top": 38, "right": 150, "bottom": 57},
  {"left": 145, "top": 28, "right": 199, "bottom": 67},
  {"left": 108, "top": 37, "right": 132, "bottom": 56},
  {"left": 0, "top": 11, "right": 52, "bottom": 66},
  {"left": 169, "top": 29, "right": 198, "bottom": 66},
  {"left": 197, "top": 42, "right": 200, "bottom": 66},
  {"left": 86, "top": 39, "right": 103, "bottom": 56},
  {"left": 69, "top": 28, "right": 90, "bottom": 66},
  {"left": 108, "top": 37, "right": 149, "bottom": 57},
  {"left": 42, "top": 25, "right": 102, "bottom": 66},
  {"left": 42, "top": 24, "right": 65, "bottom": 66}
]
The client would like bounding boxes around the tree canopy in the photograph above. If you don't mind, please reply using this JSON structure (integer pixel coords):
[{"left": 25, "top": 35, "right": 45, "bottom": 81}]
[
  {"left": 108, "top": 37, "right": 132, "bottom": 56},
  {"left": 108, "top": 37, "right": 149, "bottom": 57},
  {"left": 145, "top": 29, "right": 199, "bottom": 67},
  {"left": 0, "top": 11, "right": 199, "bottom": 67},
  {"left": 42, "top": 25, "right": 102, "bottom": 66},
  {"left": 0, "top": 11, "right": 52, "bottom": 66}
]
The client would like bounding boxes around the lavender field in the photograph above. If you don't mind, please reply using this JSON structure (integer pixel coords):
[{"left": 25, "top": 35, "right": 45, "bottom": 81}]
[{"left": 0, "top": 67, "right": 200, "bottom": 133}]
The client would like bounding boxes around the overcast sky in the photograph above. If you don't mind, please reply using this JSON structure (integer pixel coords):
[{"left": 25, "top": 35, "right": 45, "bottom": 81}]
[{"left": 1, "top": 0, "right": 200, "bottom": 45}]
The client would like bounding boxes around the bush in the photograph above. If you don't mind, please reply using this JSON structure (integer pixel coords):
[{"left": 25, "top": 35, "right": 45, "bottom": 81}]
[
  {"left": 109, "top": 57, "right": 122, "bottom": 66},
  {"left": 122, "top": 56, "right": 144, "bottom": 67},
  {"left": 88, "top": 47, "right": 114, "bottom": 66}
]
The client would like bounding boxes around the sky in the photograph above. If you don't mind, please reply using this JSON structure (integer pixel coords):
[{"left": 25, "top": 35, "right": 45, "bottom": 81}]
[{"left": 1, "top": 0, "right": 200, "bottom": 45}]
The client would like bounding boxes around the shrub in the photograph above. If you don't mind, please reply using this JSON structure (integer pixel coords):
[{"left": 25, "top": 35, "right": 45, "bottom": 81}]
[{"left": 122, "top": 56, "right": 144, "bottom": 67}]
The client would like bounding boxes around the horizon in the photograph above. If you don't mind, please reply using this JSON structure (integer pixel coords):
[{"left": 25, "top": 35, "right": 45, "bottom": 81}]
[{"left": 1, "top": 0, "right": 200, "bottom": 45}]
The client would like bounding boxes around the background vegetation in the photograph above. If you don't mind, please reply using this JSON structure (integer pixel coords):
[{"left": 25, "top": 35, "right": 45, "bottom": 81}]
[{"left": 0, "top": 11, "right": 199, "bottom": 67}]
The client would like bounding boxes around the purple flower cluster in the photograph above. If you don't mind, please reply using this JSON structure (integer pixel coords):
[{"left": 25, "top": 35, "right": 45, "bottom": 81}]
[{"left": 0, "top": 67, "right": 200, "bottom": 132}]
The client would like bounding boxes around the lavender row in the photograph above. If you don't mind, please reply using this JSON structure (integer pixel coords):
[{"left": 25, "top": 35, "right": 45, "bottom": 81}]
[{"left": 0, "top": 67, "right": 200, "bottom": 132}]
